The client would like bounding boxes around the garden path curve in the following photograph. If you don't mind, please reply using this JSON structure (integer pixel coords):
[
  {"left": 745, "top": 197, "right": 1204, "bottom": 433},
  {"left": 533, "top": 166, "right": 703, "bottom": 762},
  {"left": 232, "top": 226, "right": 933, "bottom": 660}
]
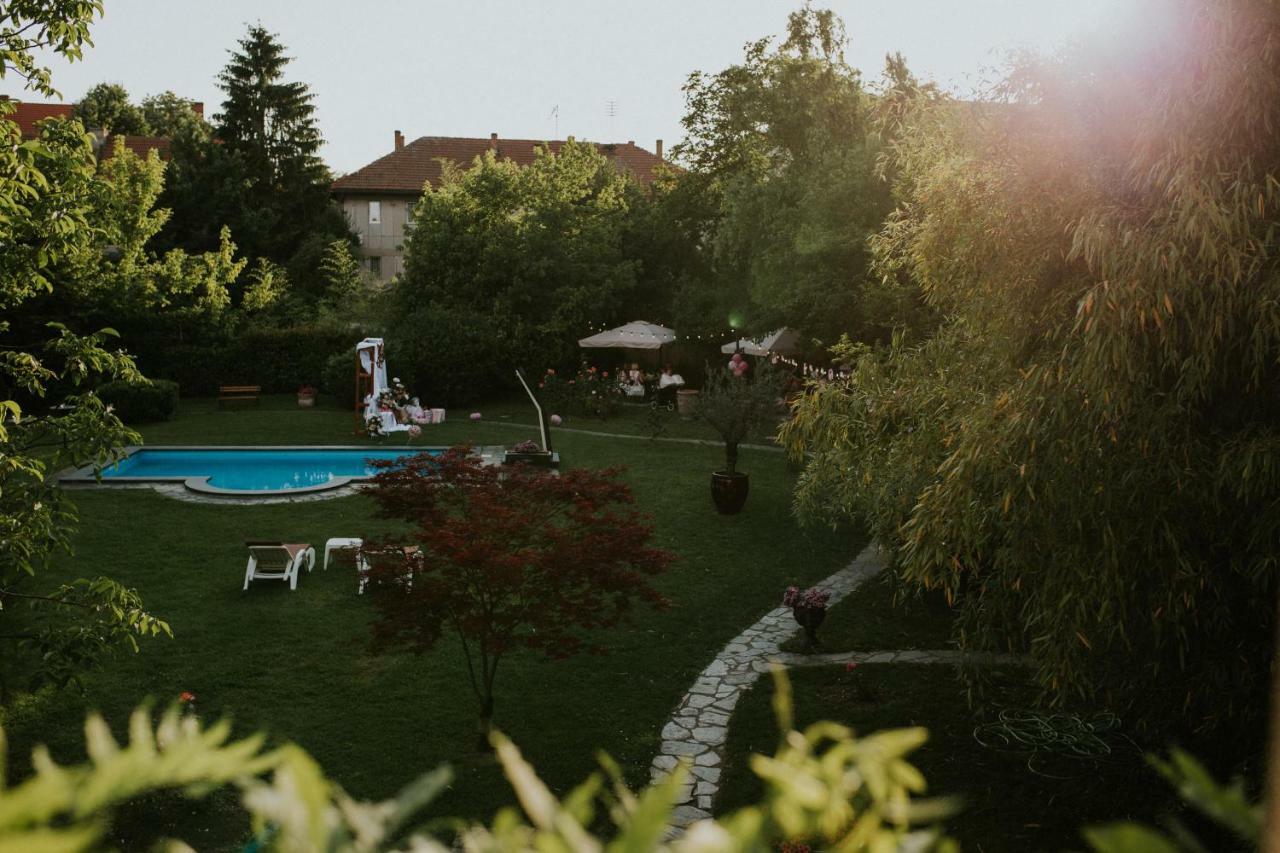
[
  {"left": 651, "top": 543, "right": 1027, "bottom": 829},
  {"left": 650, "top": 543, "right": 884, "bottom": 827}
]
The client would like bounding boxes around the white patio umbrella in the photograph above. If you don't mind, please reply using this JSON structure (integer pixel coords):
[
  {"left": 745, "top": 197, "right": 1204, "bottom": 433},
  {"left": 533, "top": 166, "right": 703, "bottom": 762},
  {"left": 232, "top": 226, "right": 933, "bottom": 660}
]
[
  {"left": 578, "top": 321, "right": 676, "bottom": 350},
  {"left": 720, "top": 327, "right": 800, "bottom": 356}
]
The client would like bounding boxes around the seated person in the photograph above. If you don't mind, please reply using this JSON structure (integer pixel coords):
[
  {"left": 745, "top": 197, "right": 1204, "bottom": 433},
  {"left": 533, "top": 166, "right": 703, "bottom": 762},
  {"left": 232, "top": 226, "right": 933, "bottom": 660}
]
[
  {"left": 622, "top": 362, "right": 646, "bottom": 397},
  {"left": 658, "top": 365, "right": 684, "bottom": 389}
]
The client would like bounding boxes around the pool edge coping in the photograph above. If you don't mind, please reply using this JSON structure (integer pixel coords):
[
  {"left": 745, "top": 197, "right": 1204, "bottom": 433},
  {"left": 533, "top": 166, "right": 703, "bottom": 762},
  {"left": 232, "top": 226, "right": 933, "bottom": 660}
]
[{"left": 58, "top": 444, "right": 475, "bottom": 497}]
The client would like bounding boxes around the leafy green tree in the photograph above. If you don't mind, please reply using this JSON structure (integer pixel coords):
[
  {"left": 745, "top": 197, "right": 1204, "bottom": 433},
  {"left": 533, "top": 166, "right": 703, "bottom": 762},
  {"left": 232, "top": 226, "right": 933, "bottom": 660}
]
[
  {"left": 73, "top": 81, "right": 149, "bottom": 134},
  {"left": 671, "top": 6, "right": 893, "bottom": 346},
  {"left": 240, "top": 257, "right": 287, "bottom": 314},
  {"left": 54, "top": 138, "right": 248, "bottom": 332},
  {"left": 140, "top": 89, "right": 209, "bottom": 139},
  {"left": 0, "top": 1, "right": 169, "bottom": 698},
  {"left": 155, "top": 127, "right": 253, "bottom": 255},
  {"left": 783, "top": 0, "right": 1280, "bottom": 740},
  {"left": 317, "top": 237, "right": 362, "bottom": 309},
  {"left": 394, "top": 140, "right": 642, "bottom": 399}
]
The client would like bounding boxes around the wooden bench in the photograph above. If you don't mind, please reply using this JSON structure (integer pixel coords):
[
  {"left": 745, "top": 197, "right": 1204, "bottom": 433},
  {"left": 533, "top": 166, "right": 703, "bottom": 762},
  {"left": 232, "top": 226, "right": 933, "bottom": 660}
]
[{"left": 218, "top": 384, "right": 261, "bottom": 408}]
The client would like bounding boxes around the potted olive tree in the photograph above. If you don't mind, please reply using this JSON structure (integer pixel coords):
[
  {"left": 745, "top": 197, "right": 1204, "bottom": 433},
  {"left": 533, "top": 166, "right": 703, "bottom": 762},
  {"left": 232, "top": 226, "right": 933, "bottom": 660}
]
[{"left": 696, "top": 361, "right": 787, "bottom": 514}]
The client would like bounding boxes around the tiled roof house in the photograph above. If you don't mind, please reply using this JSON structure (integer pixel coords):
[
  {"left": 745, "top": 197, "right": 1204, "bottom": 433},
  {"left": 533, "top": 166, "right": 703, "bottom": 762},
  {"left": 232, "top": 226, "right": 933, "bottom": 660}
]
[
  {"left": 2, "top": 97, "right": 203, "bottom": 161},
  {"left": 331, "top": 131, "right": 666, "bottom": 281}
]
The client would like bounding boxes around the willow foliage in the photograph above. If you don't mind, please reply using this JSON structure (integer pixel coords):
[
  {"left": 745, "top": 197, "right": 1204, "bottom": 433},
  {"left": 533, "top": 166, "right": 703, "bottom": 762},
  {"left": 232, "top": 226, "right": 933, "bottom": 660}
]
[{"left": 783, "top": 0, "right": 1280, "bottom": 736}]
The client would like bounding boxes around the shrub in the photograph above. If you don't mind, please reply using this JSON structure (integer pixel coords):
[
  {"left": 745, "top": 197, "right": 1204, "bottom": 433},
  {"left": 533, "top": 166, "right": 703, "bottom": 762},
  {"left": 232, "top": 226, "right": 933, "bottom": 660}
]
[
  {"left": 322, "top": 350, "right": 356, "bottom": 410},
  {"left": 697, "top": 361, "right": 788, "bottom": 473},
  {"left": 539, "top": 365, "right": 622, "bottom": 419},
  {"left": 95, "top": 379, "right": 179, "bottom": 423},
  {"left": 135, "top": 324, "right": 361, "bottom": 396},
  {"left": 389, "top": 306, "right": 512, "bottom": 405}
]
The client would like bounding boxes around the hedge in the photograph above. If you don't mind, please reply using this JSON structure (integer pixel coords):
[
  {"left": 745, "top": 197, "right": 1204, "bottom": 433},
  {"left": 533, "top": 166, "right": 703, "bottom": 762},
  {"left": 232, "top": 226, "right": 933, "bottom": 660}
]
[
  {"left": 135, "top": 325, "right": 362, "bottom": 397},
  {"left": 96, "top": 379, "right": 180, "bottom": 423}
]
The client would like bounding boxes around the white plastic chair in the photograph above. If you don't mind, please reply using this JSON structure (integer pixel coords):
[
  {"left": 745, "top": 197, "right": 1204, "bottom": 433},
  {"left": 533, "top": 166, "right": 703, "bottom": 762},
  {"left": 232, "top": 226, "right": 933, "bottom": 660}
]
[
  {"left": 324, "top": 537, "right": 362, "bottom": 570},
  {"left": 356, "top": 545, "right": 419, "bottom": 594},
  {"left": 243, "top": 541, "right": 315, "bottom": 591}
]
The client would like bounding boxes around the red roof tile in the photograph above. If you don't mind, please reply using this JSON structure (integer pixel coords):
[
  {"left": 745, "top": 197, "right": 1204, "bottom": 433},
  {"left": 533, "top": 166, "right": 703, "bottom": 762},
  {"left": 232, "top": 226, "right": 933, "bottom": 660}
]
[
  {"left": 332, "top": 135, "right": 666, "bottom": 195},
  {"left": 99, "top": 135, "right": 173, "bottom": 160},
  {"left": 4, "top": 100, "right": 74, "bottom": 137}
]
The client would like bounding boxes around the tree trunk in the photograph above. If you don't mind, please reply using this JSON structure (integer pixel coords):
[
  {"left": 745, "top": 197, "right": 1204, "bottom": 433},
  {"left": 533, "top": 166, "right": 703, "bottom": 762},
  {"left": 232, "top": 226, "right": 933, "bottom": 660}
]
[
  {"left": 476, "top": 694, "right": 495, "bottom": 751},
  {"left": 725, "top": 441, "right": 739, "bottom": 475}
]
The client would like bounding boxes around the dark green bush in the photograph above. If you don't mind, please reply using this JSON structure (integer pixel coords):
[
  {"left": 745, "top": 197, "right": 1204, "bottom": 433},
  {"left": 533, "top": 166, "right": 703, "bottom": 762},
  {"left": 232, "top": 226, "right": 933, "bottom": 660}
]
[
  {"left": 136, "top": 324, "right": 363, "bottom": 396},
  {"left": 96, "top": 379, "right": 180, "bottom": 423},
  {"left": 389, "top": 306, "right": 513, "bottom": 405},
  {"left": 322, "top": 350, "right": 356, "bottom": 410}
]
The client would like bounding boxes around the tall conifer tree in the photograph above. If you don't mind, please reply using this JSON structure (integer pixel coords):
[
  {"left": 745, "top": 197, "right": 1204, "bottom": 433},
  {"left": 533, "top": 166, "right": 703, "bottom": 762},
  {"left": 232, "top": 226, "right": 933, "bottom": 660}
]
[{"left": 158, "top": 24, "right": 350, "bottom": 288}]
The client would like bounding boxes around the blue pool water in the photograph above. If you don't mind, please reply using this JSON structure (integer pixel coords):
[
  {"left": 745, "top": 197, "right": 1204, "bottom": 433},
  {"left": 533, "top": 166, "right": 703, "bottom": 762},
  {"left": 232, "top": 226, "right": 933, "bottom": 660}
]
[{"left": 100, "top": 448, "right": 439, "bottom": 492}]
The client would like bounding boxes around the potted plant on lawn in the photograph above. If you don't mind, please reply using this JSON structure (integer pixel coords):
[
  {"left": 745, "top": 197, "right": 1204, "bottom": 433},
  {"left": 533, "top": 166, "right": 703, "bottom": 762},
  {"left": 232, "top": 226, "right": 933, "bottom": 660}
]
[
  {"left": 783, "top": 585, "right": 831, "bottom": 652},
  {"left": 503, "top": 439, "right": 559, "bottom": 468},
  {"left": 297, "top": 385, "right": 317, "bottom": 407},
  {"left": 696, "top": 361, "right": 787, "bottom": 514}
]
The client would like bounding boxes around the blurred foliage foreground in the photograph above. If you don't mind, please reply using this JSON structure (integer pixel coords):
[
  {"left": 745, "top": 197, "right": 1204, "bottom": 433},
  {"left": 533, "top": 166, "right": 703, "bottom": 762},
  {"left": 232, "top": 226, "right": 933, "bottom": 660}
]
[{"left": 0, "top": 670, "right": 1262, "bottom": 853}]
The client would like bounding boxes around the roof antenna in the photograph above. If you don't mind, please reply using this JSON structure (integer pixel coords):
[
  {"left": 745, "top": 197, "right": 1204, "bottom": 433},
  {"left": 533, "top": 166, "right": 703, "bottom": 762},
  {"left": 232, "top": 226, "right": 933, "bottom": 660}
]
[
  {"left": 605, "top": 99, "right": 618, "bottom": 141},
  {"left": 548, "top": 105, "right": 559, "bottom": 139}
]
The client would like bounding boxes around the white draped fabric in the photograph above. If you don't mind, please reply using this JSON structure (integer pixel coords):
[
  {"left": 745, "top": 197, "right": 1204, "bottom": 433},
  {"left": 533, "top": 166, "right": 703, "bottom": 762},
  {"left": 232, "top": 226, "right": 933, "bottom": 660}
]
[
  {"left": 357, "top": 338, "right": 409, "bottom": 432},
  {"left": 720, "top": 327, "right": 800, "bottom": 357},
  {"left": 357, "top": 338, "right": 388, "bottom": 398}
]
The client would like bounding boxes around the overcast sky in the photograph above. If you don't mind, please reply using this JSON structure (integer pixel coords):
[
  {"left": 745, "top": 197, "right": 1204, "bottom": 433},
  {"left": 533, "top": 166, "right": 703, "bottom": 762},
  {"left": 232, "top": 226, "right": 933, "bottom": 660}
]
[{"left": 7, "top": 0, "right": 1122, "bottom": 174}]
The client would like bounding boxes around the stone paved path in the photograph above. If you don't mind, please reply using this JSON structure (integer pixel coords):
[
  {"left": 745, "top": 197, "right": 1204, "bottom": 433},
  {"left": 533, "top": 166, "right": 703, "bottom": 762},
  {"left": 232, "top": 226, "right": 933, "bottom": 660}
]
[
  {"left": 650, "top": 543, "right": 885, "bottom": 827},
  {"left": 651, "top": 543, "right": 1029, "bottom": 829}
]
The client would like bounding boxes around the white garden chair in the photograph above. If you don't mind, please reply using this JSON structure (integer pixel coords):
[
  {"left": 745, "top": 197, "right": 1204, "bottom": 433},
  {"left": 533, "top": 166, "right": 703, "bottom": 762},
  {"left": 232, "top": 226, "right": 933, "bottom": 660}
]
[
  {"left": 356, "top": 545, "right": 420, "bottom": 594},
  {"left": 243, "top": 541, "right": 315, "bottom": 591}
]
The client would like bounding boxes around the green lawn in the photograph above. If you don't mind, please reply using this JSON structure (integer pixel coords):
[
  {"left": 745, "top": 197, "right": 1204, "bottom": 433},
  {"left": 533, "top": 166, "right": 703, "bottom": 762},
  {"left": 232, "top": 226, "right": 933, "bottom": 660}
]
[
  {"left": 442, "top": 394, "right": 782, "bottom": 446},
  {"left": 2, "top": 394, "right": 860, "bottom": 849},
  {"left": 717, "top": 665, "right": 1174, "bottom": 852}
]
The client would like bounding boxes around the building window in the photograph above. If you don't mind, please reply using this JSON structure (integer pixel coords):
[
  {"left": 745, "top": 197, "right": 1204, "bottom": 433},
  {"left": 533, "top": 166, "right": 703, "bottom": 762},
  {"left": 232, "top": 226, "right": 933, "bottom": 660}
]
[
  {"left": 368, "top": 201, "right": 381, "bottom": 225},
  {"left": 369, "top": 256, "right": 382, "bottom": 276}
]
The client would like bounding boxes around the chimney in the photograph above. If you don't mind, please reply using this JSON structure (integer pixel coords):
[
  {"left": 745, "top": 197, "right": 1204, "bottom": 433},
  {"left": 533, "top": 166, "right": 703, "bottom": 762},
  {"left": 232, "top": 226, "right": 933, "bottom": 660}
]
[
  {"left": 627, "top": 139, "right": 635, "bottom": 145},
  {"left": 394, "top": 129, "right": 404, "bottom": 151},
  {"left": 489, "top": 132, "right": 498, "bottom": 152},
  {"left": 655, "top": 138, "right": 663, "bottom": 160}
]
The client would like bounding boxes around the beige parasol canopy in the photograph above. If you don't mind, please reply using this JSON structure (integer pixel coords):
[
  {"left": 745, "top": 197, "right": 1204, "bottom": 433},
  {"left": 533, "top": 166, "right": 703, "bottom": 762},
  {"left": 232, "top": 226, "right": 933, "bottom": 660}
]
[
  {"left": 578, "top": 321, "right": 677, "bottom": 350},
  {"left": 720, "top": 327, "right": 800, "bottom": 356}
]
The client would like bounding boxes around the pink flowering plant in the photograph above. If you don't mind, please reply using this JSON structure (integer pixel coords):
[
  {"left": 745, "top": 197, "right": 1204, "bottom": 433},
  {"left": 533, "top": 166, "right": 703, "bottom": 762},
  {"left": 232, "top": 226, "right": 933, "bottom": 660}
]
[
  {"left": 369, "top": 377, "right": 421, "bottom": 435},
  {"left": 540, "top": 365, "right": 621, "bottom": 419},
  {"left": 782, "top": 586, "right": 830, "bottom": 610}
]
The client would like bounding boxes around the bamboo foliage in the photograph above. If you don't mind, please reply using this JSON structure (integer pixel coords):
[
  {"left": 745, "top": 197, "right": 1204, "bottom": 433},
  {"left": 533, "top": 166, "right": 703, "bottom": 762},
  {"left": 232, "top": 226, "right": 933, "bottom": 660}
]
[{"left": 782, "top": 0, "right": 1280, "bottom": 735}]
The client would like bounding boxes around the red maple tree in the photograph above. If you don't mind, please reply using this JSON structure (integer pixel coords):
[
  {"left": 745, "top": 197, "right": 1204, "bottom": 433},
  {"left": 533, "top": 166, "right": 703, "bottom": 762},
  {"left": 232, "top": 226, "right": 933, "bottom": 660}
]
[{"left": 361, "top": 446, "right": 673, "bottom": 743}]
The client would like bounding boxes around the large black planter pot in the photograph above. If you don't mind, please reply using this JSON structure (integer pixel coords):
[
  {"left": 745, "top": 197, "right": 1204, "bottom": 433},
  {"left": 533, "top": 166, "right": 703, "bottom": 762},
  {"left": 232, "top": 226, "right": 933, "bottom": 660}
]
[
  {"left": 793, "top": 606, "right": 827, "bottom": 652},
  {"left": 711, "top": 470, "right": 750, "bottom": 514}
]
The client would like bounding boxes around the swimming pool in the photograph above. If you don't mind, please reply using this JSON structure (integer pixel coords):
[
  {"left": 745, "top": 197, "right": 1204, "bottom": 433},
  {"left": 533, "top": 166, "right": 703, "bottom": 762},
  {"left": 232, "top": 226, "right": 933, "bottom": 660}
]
[{"left": 62, "top": 446, "right": 444, "bottom": 495}]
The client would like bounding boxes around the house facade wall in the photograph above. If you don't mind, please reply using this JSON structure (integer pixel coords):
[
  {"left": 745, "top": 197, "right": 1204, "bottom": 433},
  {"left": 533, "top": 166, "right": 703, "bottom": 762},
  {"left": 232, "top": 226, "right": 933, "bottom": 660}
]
[{"left": 339, "top": 194, "right": 415, "bottom": 281}]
